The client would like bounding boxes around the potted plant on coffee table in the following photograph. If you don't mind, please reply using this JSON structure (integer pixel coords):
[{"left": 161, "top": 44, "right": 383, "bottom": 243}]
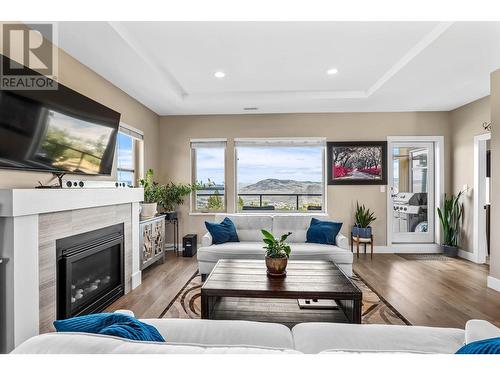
[
  {"left": 261, "top": 229, "right": 292, "bottom": 277},
  {"left": 139, "top": 169, "right": 163, "bottom": 219},
  {"left": 437, "top": 190, "right": 465, "bottom": 257},
  {"left": 353, "top": 201, "right": 376, "bottom": 238},
  {"left": 159, "top": 182, "right": 198, "bottom": 220}
]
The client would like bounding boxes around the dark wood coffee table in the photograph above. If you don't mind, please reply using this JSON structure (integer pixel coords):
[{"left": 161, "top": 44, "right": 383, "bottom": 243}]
[{"left": 201, "top": 259, "right": 362, "bottom": 325}]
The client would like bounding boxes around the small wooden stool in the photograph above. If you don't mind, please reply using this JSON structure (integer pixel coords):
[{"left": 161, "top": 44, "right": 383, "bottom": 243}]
[{"left": 351, "top": 233, "right": 374, "bottom": 258}]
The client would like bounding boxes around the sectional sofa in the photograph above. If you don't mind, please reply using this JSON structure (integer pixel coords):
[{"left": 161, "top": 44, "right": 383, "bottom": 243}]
[
  {"left": 12, "top": 310, "right": 500, "bottom": 354},
  {"left": 197, "top": 214, "right": 353, "bottom": 279}
]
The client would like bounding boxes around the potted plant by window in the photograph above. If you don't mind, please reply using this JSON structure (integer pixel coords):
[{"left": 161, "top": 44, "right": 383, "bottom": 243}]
[
  {"left": 139, "top": 169, "right": 162, "bottom": 219},
  {"left": 261, "top": 229, "right": 292, "bottom": 277},
  {"left": 437, "top": 191, "right": 465, "bottom": 257},
  {"left": 159, "top": 182, "right": 197, "bottom": 220},
  {"left": 353, "top": 201, "right": 376, "bottom": 238}
]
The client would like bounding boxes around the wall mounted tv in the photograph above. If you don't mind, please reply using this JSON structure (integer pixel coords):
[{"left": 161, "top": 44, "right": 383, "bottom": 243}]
[{"left": 0, "top": 55, "right": 121, "bottom": 176}]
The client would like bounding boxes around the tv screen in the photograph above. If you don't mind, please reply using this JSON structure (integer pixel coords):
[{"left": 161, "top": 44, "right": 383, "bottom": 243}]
[{"left": 0, "top": 56, "right": 121, "bottom": 176}]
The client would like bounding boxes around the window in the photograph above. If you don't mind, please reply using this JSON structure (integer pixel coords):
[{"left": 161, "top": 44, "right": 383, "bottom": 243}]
[
  {"left": 116, "top": 126, "right": 144, "bottom": 187},
  {"left": 191, "top": 139, "right": 226, "bottom": 212},
  {"left": 235, "top": 138, "right": 325, "bottom": 212}
]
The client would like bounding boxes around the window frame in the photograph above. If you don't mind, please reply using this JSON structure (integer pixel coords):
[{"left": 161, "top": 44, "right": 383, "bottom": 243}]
[
  {"left": 234, "top": 139, "right": 327, "bottom": 214},
  {"left": 116, "top": 124, "right": 144, "bottom": 187},
  {"left": 190, "top": 139, "right": 227, "bottom": 213}
]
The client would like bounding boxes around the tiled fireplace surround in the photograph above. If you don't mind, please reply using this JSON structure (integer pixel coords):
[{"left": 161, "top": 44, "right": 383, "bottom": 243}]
[
  {"left": 0, "top": 188, "right": 143, "bottom": 353},
  {"left": 39, "top": 204, "right": 133, "bottom": 333}
]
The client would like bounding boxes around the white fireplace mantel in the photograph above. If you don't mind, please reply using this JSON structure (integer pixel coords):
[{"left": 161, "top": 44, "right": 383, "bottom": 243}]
[
  {"left": 0, "top": 188, "right": 144, "bottom": 217},
  {"left": 0, "top": 187, "right": 144, "bottom": 353}
]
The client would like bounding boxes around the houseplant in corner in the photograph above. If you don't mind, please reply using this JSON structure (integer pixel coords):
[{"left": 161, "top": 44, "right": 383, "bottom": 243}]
[
  {"left": 353, "top": 201, "right": 376, "bottom": 238},
  {"left": 159, "top": 182, "right": 197, "bottom": 220},
  {"left": 437, "top": 190, "right": 465, "bottom": 257},
  {"left": 261, "top": 229, "right": 292, "bottom": 277},
  {"left": 139, "top": 169, "right": 163, "bottom": 219}
]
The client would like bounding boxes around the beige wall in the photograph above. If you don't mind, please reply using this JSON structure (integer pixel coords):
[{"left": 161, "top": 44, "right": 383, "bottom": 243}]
[
  {"left": 159, "top": 112, "right": 452, "bottom": 246},
  {"left": 490, "top": 69, "right": 500, "bottom": 280},
  {"left": 450, "top": 96, "right": 490, "bottom": 253},
  {"left": 0, "top": 25, "right": 160, "bottom": 188}
]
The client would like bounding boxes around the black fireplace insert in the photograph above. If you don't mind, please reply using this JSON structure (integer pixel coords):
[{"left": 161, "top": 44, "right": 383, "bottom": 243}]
[{"left": 56, "top": 223, "right": 124, "bottom": 319}]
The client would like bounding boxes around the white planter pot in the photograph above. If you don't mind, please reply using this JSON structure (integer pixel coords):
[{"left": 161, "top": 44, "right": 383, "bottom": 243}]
[{"left": 140, "top": 202, "right": 157, "bottom": 219}]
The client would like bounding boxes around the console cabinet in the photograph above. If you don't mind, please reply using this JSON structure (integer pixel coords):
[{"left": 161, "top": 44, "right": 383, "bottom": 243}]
[{"left": 139, "top": 215, "right": 165, "bottom": 270}]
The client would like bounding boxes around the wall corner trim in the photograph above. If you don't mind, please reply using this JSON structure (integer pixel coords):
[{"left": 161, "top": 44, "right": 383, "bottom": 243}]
[{"left": 487, "top": 275, "right": 500, "bottom": 292}]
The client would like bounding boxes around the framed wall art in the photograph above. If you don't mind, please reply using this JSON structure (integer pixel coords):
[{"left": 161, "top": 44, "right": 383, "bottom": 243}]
[{"left": 327, "top": 141, "right": 387, "bottom": 185}]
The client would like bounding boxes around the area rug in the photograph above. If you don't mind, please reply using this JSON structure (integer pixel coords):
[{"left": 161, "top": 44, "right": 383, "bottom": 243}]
[{"left": 160, "top": 272, "right": 410, "bottom": 325}]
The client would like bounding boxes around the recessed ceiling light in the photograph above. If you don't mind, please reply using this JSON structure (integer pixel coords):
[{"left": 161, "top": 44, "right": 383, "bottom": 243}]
[
  {"left": 214, "top": 71, "right": 225, "bottom": 78},
  {"left": 327, "top": 68, "right": 338, "bottom": 75}
]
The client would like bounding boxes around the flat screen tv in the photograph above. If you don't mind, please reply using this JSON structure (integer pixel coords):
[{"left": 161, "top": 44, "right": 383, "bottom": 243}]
[{"left": 0, "top": 55, "right": 121, "bottom": 176}]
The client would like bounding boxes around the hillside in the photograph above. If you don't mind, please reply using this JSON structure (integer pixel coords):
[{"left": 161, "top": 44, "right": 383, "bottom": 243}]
[{"left": 239, "top": 178, "right": 322, "bottom": 194}]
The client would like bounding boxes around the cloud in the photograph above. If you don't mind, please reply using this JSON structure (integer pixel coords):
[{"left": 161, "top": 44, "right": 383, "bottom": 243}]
[
  {"left": 237, "top": 147, "right": 322, "bottom": 183},
  {"left": 194, "top": 146, "right": 324, "bottom": 186}
]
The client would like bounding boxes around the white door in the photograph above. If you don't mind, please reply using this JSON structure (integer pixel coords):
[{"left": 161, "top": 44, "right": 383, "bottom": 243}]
[{"left": 389, "top": 142, "right": 435, "bottom": 243}]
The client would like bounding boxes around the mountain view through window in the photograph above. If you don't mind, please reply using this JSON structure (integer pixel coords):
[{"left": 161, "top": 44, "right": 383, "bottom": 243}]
[{"left": 236, "top": 146, "right": 324, "bottom": 211}]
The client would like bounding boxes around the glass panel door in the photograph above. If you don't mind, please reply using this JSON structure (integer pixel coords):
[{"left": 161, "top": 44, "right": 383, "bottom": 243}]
[{"left": 390, "top": 142, "right": 434, "bottom": 243}]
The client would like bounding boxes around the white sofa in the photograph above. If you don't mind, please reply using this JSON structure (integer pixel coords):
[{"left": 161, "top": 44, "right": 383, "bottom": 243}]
[
  {"left": 11, "top": 310, "right": 500, "bottom": 354},
  {"left": 197, "top": 214, "right": 353, "bottom": 278}
]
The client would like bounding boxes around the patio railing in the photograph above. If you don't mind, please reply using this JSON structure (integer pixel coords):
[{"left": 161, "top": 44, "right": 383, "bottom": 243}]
[{"left": 196, "top": 190, "right": 322, "bottom": 211}]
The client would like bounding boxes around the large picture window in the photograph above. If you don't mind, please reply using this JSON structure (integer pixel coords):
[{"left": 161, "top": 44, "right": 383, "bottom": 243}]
[
  {"left": 191, "top": 139, "right": 226, "bottom": 212},
  {"left": 235, "top": 138, "right": 326, "bottom": 212},
  {"left": 116, "top": 125, "right": 144, "bottom": 187}
]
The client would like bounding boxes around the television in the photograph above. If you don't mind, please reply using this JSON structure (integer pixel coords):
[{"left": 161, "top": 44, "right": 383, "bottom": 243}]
[{"left": 0, "top": 55, "right": 121, "bottom": 176}]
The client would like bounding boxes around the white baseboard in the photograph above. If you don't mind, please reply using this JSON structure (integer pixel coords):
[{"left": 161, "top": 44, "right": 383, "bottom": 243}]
[
  {"left": 374, "top": 244, "right": 441, "bottom": 253},
  {"left": 487, "top": 276, "right": 500, "bottom": 292},
  {"left": 164, "top": 243, "right": 183, "bottom": 252},
  {"left": 458, "top": 249, "right": 479, "bottom": 263},
  {"left": 131, "top": 270, "right": 142, "bottom": 289}
]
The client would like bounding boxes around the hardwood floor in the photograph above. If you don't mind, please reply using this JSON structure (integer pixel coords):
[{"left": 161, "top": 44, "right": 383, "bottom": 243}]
[
  {"left": 109, "top": 251, "right": 500, "bottom": 329},
  {"left": 105, "top": 251, "right": 198, "bottom": 318},
  {"left": 354, "top": 253, "right": 500, "bottom": 328}
]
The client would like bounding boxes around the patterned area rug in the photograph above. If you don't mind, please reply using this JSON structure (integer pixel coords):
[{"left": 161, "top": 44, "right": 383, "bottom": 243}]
[{"left": 161, "top": 272, "right": 410, "bottom": 325}]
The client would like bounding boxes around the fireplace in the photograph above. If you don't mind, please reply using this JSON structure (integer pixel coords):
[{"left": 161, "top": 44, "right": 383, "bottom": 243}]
[{"left": 56, "top": 223, "right": 125, "bottom": 319}]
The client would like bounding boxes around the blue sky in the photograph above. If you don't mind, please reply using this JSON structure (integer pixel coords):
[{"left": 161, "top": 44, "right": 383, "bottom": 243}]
[
  {"left": 117, "top": 132, "right": 133, "bottom": 170},
  {"left": 196, "top": 147, "right": 225, "bottom": 185},
  {"left": 196, "top": 147, "right": 323, "bottom": 186}
]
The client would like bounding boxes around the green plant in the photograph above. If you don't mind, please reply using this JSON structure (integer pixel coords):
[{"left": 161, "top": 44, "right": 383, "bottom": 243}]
[
  {"left": 261, "top": 230, "right": 292, "bottom": 258},
  {"left": 237, "top": 196, "right": 244, "bottom": 210},
  {"left": 207, "top": 190, "right": 224, "bottom": 210},
  {"left": 139, "top": 169, "right": 163, "bottom": 204},
  {"left": 354, "top": 201, "right": 376, "bottom": 228},
  {"left": 160, "top": 182, "right": 197, "bottom": 212},
  {"left": 198, "top": 179, "right": 224, "bottom": 211},
  {"left": 437, "top": 190, "right": 465, "bottom": 247}
]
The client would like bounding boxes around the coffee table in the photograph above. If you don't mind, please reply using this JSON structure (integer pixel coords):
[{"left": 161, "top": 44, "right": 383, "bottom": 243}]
[{"left": 201, "top": 259, "right": 362, "bottom": 325}]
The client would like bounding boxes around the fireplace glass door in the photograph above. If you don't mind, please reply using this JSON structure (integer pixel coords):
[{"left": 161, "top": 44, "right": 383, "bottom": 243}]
[{"left": 57, "top": 224, "right": 124, "bottom": 319}]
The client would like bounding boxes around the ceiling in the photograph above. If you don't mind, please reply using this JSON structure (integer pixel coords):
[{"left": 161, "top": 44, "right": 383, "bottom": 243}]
[{"left": 56, "top": 21, "right": 500, "bottom": 115}]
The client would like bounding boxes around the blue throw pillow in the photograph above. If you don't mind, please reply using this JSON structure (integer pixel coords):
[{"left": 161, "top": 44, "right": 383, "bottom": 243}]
[
  {"left": 53, "top": 313, "right": 165, "bottom": 342},
  {"left": 205, "top": 217, "right": 239, "bottom": 244},
  {"left": 306, "top": 218, "right": 342, "bottom": 245},
  {"left": 456, "top": 337, "right": 500, "bottom": 354}
]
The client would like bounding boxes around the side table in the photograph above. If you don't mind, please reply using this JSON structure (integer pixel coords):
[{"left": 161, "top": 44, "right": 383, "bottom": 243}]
[
  {"left": 351, "top": 233, "right": 374, "bottom": 259},
  {"left": 165, "top": 216, "right": 180, "bottom": 256}
]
